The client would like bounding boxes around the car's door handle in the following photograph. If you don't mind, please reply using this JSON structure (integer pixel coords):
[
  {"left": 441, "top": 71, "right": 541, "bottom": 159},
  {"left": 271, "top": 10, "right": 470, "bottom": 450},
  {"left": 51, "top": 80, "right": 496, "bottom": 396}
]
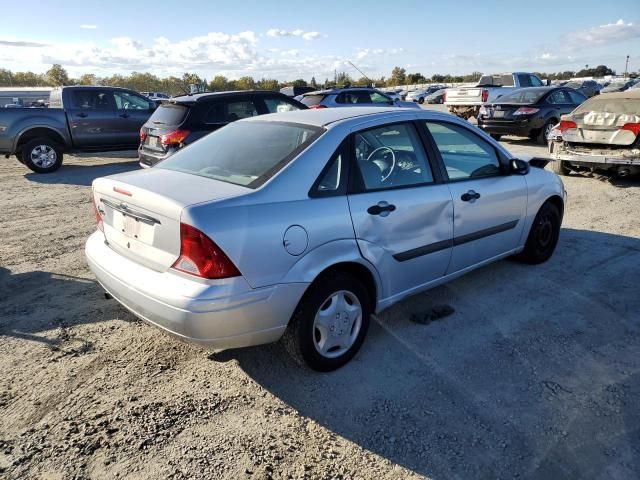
[
  {"left": 461, "top": 190, "right": 481, "bottom": 202},
  {"left": 367, "top": 202, "right": 396, "bottom": 216},
  {"left": 77, "top": 112, "right": 88, "bottom": 118},
  {"left": 119, "top": 113, "right": 130, "bottom": 118}
]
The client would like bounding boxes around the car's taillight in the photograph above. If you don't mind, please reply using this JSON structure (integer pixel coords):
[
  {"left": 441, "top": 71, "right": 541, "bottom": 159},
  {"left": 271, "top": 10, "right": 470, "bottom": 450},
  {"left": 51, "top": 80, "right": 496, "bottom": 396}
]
[
  {"left": 513, "top": 107, "right": 540, "bottom": 115},
  {"left": 91, "top": 194, "right": 103, "bottom": 232},
  {"left": 559, "top": 120, "right": 577, "bottom": 132},
  {"left": 171, "top": 223, "right": 240, "bottom": 279},
  {"left": 159, "top": 129, "right": 190, "bottom": 146},
  {"left": 481, "top": 89, "right": 489, "bottom": 103},
  {"left": 621, "top": 122, "right": 640, "bottom": 136},
  {"left": 309, "top": 104, "right": 327, "bottom": 109},
  {"left": 140, "top": 128, "right": 147, "bottom": 143}
]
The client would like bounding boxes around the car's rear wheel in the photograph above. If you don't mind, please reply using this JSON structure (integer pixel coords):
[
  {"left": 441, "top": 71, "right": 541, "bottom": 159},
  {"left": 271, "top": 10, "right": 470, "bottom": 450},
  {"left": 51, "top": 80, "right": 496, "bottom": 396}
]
[
  {"left": 537, "top": 120, "right": 556, "bottom": 145},
  {"left": 283, "top": 271, "right": 371, "bottom": 371},
  {"left": 418, "top": 97, "right": 424, "bottom": 104},
  {"left": 518, "top": 201, "right": 561, "bottom": 264},
  {"left": 21, "top": 137, "right": 63, "bottom": 173}
]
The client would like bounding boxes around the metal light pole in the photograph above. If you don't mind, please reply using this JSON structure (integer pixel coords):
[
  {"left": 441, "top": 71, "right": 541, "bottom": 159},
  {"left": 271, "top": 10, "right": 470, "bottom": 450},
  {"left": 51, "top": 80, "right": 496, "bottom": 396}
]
[{"left": 624, "top": 55, "right": 629, "bottom": 79}]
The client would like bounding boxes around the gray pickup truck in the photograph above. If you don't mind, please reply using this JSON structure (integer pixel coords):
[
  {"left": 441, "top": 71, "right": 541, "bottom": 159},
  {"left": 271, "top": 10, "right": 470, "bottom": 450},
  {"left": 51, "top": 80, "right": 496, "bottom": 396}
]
[
  {"left": 0, "top": 86, "right": 156, "bottom": 173},
  {"left": 445, "top": 72, "right": 547, "bottom": 120}
]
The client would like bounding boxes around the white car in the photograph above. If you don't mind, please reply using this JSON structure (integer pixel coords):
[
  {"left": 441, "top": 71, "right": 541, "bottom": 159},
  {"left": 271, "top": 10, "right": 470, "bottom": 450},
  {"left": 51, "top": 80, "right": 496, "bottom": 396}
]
[{"left": 86, "top": 107, "right": 566, "bottom": 371}]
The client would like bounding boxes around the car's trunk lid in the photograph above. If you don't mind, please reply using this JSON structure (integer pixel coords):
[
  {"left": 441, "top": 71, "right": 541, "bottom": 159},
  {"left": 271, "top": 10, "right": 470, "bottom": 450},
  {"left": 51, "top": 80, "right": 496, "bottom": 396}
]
[
  {"left": 93, "top": 168, "right": 250, "bottom": 272},
  {"left": 445, "top": 88, "right": 483, "bottom": 104}
]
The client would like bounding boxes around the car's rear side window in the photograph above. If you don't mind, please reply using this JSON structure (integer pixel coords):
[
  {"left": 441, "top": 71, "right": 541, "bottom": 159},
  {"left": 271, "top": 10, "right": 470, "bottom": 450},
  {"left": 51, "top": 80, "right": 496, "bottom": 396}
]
[
  {"left": 263, "top": 96, "right": 301, "bottom": 113},
  {"left": 158, "top": 121, "right": 323, "bottom": 188},
  {"left": 148, "top": 103, "right": 189, "bottom": 126},
  {"left": 205, "top": 100, "right": 259, "bottom": 123},
  {"left": 300, "top": 94, "right": 326, "bottom": 107}
]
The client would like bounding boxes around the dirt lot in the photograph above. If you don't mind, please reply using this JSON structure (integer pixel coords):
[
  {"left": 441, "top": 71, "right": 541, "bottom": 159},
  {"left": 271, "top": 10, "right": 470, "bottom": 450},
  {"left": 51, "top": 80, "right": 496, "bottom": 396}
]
[{"left": 1, "top": 135, "right": 639, "bottom": 479}]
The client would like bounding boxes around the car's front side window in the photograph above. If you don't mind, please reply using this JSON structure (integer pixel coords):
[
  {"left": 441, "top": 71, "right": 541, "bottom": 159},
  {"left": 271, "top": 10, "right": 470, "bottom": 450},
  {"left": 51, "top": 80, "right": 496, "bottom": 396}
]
[
  {"left": 425, "top": 122, "right": 501, "bottom": 181},
  {"left": 352, "top": 122, "right": 434, "bottom": 191}
]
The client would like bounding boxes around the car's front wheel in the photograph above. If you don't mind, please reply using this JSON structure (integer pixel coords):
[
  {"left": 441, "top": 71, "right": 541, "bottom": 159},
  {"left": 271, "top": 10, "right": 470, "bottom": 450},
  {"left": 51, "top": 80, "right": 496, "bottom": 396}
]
[
  {"left": 418, "top": 97, "right": 424, "bottom": 104},
  {"left": 283, "top": 271, "right": 371, "bottom": 371},
  {"left": 518, "top": 201, "right": 561, "bottom": 264},
  {"left": 21, "top": 137, "right": 63, "bottom": 173}
]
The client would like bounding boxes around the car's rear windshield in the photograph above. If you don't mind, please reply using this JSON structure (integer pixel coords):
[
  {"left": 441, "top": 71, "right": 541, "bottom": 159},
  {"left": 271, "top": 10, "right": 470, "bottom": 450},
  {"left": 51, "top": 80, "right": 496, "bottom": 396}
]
[
  {"left": 147, "top": 103, "right": 189, "bottom": 126},
  {"left": 300, "top": 94, "right": 326, "bottom": 107},
  {"left": 497, "top": 89, "right": 546, "bottom": 104},
  {"left": 477, "top": 75, "right": 514, "bottom": 87},
  {"left": 574, "top": 97, "right": 640, "bottom": 115},
  {"left": 158, "top": 121, "right": 324, "bottom": 188}
]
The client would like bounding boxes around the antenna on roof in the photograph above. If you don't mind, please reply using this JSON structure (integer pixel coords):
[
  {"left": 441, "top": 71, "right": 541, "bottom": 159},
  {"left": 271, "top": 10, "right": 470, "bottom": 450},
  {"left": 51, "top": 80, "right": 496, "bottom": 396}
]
[{"left": 348, "top": 61, "right": 374, "bottom": 87}]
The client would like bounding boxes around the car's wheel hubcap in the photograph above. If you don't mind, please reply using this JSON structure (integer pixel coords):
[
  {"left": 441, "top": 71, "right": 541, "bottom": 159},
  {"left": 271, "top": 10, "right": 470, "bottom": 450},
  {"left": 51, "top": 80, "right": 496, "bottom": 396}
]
[
  {"left": 312, "top": 290, "right": 362, "bottom": 358},
  {"left": 544, "top": 123, "right": 554, "bottom": 139},
  {"left": 30, "top": 145, "right": 56, "bottom": 168},
  {"left": 538, "top": 215, "right": 553, "bottom": 248}
]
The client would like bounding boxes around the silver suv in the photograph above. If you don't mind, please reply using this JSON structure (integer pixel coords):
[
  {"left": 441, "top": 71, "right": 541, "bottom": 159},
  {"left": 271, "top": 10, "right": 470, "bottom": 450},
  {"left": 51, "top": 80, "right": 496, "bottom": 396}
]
[{"left": 300, "top": 87, "right": 420, "bottom": 110}]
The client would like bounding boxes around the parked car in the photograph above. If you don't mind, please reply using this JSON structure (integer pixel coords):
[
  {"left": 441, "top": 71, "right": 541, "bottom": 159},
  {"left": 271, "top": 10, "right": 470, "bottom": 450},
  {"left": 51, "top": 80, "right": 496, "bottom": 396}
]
[
  {"left": 477, "top": 87, "right": 587, "bottom": 144},
  {"left": 406, "top": 85, "right": 445, "bottom": 104},
  {"left": 299, "top": 87, "right": 420, "bottom": 109},
  {"left": 0, "top": 86, "right": 156, "bottom": 173},
  {"left": 548, "top": 89, "right": 640, "bottom": 177},
  {"left": 141, "top": 92, "right": 170, "bottom": 101},
  {"left": 139, "top": 90, "right": 305, "bottom": 168},
  {"left": 280, "top": 86, "right": 315, "bottom": 98},
  {"left": 425, "top": 88, "right": 447, "bottom": 104},
  {"left": 563, "top": 80, "right": 601, "bottom": 98},
  {"left": 600, "top": 79, "right": 639, "bottom": 93},
  {"left": 86, "top": 107, "right": 565, "bottom": 371},
  {"left": 384, "top": 90, "right": 402, "bottom": 102},
  {"left": 445, "top": 72, "right": 546, "bottom": 119}
]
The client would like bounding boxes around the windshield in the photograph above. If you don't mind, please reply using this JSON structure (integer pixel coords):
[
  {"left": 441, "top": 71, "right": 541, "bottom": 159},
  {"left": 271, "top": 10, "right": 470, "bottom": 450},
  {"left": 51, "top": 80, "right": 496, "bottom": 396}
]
[
  {"left": 148, "top": 103, "right": 189, "bottom": 126},
  {"left": 477, "top": 74, "right": 514, "bottom": 87},
  {"left": 496, "top": 89, "right": 546, "bottom": 104},
  {"left": 300, "top": 94, "right": 326, "bottom": 107},
  {"left": 159, "top": 121, "right": 323, "bottom": 188},
  {"left": 574, "top": 97, "right": 640, "bottom": 115}
]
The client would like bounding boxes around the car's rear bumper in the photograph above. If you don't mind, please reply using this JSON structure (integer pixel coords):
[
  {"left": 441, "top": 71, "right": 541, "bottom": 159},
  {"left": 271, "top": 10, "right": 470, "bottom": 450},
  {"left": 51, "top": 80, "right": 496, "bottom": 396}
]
[
  {"left": 478, "top": 118, "right": 545, "bottom": 137},
  {"left": 549, "top": 141, "right": 640, "bottom": 165},
  {"left": 85, "top": 231, "right": 308, "bottom": 351},
  {"left": 138, "top": 147, "right": 173, "bottom": 168}
]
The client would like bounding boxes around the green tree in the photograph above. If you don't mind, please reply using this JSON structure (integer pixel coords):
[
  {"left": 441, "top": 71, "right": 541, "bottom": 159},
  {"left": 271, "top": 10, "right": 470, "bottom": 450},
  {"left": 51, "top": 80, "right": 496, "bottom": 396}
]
[
  {"left": 310, "top": 76, "right": 318, "bottom": 89},
  {"left": 78, "top": 73, "right": 97, "bottom": 85},
  {"left": 291, "top": 79, "right": 308, "bottom": 87},
  {"left": 256, "top": 78, "right": 279, "bottom": 91},
  {"left": 0, "top": 69, "right": 14, "bottom": 86},
  {"left": 46, "top": 64, "right": 69, "bottom": 86},
  {"left": 406, "top": 72, "right": 427, "bottom": 84},
  {"left": 389, "top": 67, "right": 406, "bottom": 86},
  {"left": 209, "top": 75, "right": 230, "bottom": 92},
  {"left": 235, "top": 76, "right": 256, "bottom": 90}
]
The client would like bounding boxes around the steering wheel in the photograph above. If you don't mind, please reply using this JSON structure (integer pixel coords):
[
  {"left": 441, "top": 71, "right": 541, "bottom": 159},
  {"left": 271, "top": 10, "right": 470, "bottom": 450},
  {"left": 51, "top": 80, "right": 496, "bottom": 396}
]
[{"left": 366, "top": 146, "right": 396, "bottom": 182}]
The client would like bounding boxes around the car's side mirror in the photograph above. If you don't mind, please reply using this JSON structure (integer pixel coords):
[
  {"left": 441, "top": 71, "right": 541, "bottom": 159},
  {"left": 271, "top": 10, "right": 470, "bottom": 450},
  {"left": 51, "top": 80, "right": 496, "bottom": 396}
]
[{"left": 510, "top": 158, "right": 530, "bottom": 175}]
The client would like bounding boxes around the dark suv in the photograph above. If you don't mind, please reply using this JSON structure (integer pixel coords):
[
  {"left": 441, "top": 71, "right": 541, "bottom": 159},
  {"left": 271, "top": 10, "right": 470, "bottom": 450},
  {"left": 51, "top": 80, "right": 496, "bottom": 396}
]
[{"left": 138, "top": 90, "right": 305, "bottom": 167}]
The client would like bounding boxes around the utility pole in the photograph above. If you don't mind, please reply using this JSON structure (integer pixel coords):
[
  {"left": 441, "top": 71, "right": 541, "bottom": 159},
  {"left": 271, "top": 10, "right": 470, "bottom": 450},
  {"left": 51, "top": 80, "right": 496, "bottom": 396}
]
[{"left": 624, "top": 55, "right": 630, "bottom": 79}]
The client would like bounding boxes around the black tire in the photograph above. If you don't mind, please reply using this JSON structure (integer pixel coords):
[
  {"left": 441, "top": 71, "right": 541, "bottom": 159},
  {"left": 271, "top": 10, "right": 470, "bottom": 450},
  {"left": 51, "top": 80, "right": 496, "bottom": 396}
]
[
  {"left": 418, "top": 97, "right": 424, "bottom": 104},
  {"left": 282, "top": 271, "right": 371, "bottom": 372},
  {"left": 551, "top": 159, "right": 570, "bottom": 176},
  {"left": 490, "top": 134, "right": 502, "bottom": 141},
  {"left": 537, "top": 120, "right": 556, "bottom": 145},
  {"left": 15, "top": 152, "right": 24, "bottom": 164},
  {"left": 518, "top": 201, "right": 561, "bottom": 264},
  {"left": 21, "top": 137, "right": 63, "bottom": 173}
]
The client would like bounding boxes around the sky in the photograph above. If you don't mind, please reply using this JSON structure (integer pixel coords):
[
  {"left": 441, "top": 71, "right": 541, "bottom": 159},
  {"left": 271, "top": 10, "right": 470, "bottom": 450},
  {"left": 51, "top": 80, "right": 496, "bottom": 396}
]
[{"left": 1, "top": 0, "right": 639, "bottom": 81}]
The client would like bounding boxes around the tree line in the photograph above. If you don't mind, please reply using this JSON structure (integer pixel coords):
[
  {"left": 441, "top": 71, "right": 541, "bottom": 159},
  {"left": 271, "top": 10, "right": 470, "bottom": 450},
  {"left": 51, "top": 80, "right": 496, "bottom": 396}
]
[{"left": 0, "top": 64, "right": 633, "bottom": 95}]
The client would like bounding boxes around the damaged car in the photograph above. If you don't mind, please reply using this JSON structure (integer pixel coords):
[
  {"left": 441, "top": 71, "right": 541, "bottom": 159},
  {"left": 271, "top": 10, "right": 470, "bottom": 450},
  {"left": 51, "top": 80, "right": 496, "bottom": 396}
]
[{"left": 549, "top": 89, "right": 640, "bottom": 177}]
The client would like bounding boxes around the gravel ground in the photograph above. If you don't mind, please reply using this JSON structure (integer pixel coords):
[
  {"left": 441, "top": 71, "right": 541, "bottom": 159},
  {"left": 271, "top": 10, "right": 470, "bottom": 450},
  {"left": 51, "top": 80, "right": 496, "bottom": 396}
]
[{"left": 1, "top": 129, "right": 639, "bottom": 479}]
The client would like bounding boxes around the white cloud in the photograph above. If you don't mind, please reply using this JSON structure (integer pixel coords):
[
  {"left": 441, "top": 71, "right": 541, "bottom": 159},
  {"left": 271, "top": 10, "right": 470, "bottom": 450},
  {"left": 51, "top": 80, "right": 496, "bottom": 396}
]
[
  {"left": 356, "top": 48, "right": 404, "bottom": 60},
  {"left": 80, "top": 24, "right": 98, "bottom": 29},
  {"left": 564, "top": 19, "right": 640, "bottom": 48},
  {"left": 266, "top": 28, "right": 322, "bottom": 41}
]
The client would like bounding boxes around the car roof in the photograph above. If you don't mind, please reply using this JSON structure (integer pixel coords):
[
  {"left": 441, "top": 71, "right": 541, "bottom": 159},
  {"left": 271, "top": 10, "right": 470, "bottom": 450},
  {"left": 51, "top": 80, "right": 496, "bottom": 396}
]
[
  {"left": 302, "top": 87, "right": 381, "bottom": 96},
  {"left": 597, "top": 89, "right": 640, "bottom": 100},
  {"left": 242, "top": 106, "right": 432, "bottom": 127},
  {"left": 170, "top": 90, "right": 283, "bottom": 103}
]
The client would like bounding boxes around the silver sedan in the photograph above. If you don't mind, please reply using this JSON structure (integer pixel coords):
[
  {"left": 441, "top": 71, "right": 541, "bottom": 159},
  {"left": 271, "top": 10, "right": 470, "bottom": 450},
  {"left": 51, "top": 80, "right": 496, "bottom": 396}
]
[{"left": 86, "top": 107, "right": 566, "bottom": 371}]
